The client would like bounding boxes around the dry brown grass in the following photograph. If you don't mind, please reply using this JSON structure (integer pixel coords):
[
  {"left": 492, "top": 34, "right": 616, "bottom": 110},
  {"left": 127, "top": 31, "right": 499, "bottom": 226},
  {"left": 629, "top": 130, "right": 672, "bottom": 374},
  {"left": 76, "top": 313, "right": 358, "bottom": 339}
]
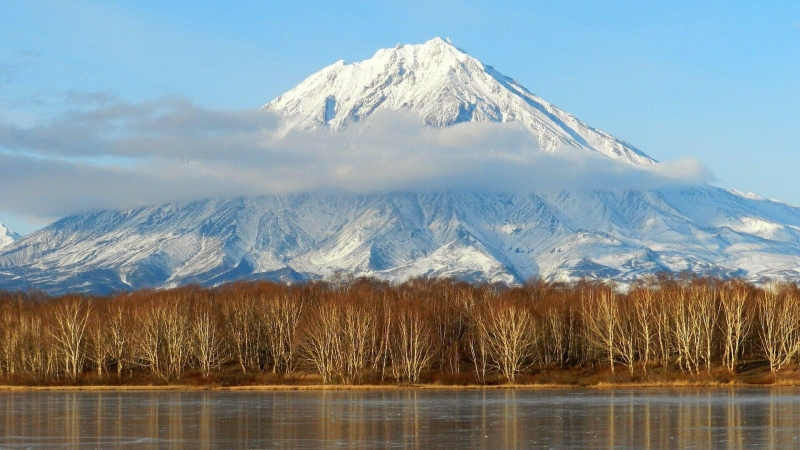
[
  {"left": 6, "top": 375, "right": 800, "bottom": 392},
  {"left": 4, "top": 358, "right": 800, "bottom": 391}
]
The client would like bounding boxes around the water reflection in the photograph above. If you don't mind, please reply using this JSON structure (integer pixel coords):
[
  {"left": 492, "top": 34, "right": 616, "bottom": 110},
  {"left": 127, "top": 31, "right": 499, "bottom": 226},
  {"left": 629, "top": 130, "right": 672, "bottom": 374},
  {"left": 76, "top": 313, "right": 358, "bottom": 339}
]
[{"left": 1, "top": 388, "right": 800, "bottom": 448}]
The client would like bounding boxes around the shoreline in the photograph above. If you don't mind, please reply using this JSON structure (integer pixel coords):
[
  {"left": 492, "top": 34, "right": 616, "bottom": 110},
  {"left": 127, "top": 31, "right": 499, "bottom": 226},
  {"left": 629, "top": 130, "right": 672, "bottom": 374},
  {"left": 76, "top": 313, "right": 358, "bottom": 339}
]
[{"left": 2, "top": 380, "right": 800, "bottom": 392}]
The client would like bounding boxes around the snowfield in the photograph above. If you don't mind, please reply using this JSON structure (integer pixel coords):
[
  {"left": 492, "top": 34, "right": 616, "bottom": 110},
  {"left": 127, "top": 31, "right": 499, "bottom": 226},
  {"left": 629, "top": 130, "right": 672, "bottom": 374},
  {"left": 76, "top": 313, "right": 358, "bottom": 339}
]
[{"left": 2, "top": 188, "right": 800, "bottom": 294}]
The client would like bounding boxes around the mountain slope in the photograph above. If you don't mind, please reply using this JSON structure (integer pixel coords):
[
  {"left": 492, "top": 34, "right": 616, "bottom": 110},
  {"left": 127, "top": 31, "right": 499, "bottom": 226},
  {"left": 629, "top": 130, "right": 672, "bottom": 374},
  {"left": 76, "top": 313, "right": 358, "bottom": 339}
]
[
  {"left": 0, "top": 224, "right": 20, "bottom": 249},
  {"left": 265, "top": 37, "right": 654, "bottom": 166},
  {"left": 2, "top": 188, "right": 800, "bottom": 294}
]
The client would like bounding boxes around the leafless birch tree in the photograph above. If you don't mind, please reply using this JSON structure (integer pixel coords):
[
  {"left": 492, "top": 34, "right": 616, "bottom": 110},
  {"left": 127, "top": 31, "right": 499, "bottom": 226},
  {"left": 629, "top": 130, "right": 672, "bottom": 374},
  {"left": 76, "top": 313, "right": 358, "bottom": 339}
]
[
  {"left": 758, "top": 285, "right": 800, "bottom": 372},
  {"left": 472, "top": 298, "right": 538, "bottom": 383},
  {"left": 389, "top": 301, "right": 436, "bottom": 383},
  {"left": 719, "top": 283, "right": 753, "bottom": 372},
  {"left": 50, "top": 298, "right": 92, "bottom": 381}
]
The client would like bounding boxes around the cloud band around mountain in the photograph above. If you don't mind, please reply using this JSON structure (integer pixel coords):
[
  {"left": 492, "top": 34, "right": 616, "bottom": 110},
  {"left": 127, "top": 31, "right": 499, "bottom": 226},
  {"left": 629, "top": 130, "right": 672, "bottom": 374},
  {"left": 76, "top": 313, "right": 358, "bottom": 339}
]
[{"left": 0, "top": 97, "right": 712, "bottom": 222}]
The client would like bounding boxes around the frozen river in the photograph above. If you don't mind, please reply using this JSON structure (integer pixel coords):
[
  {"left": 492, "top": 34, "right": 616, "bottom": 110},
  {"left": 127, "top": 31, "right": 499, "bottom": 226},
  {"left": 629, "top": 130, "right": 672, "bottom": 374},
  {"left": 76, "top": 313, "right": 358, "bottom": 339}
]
[{"left": 1, "top": 388, "right": 799, "bottom": 448}]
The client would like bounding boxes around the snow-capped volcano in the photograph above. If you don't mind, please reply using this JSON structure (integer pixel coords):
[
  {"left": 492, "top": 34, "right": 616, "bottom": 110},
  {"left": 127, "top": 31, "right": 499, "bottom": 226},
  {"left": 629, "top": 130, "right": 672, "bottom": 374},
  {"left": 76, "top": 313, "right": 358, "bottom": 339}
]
[
  {"left": 0, "top": 224, "right": 19, "bottom": 249},
  {"left": 265, "top": 37, "right": 654, "bottom": 166},
  {"left": 0, "top": 38, "right": 798, "bottom": 295}
]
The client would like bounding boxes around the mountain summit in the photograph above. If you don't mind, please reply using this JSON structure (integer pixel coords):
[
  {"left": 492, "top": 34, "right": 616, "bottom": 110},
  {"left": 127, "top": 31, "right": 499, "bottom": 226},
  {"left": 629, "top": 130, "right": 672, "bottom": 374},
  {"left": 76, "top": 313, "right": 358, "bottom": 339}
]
[{"left": 265, "top": 37, "right": 654, "bottom": 166}]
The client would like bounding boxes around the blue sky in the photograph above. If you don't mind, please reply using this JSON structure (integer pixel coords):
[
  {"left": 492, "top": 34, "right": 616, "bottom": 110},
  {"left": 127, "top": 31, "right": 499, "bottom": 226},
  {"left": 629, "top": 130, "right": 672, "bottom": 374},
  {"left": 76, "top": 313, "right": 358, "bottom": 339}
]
[{"left": 1, "top": 1, "right": 799, "bottom": 233}]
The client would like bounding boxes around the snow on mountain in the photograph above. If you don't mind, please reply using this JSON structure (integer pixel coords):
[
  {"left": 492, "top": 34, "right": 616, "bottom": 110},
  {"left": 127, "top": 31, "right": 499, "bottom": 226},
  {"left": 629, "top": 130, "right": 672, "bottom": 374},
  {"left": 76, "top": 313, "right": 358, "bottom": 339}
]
[
  {"left": 0, "top": 224, "right": 20, "bottom": 249},
  {"left": 2, "top": 188, "right": 800, "bottom": 295},
  {"left": 0, "top": 38, "right": 797, "bottom": 294},
  {"left": 265, "top": 37, "right": 654, "bottom": 166}
]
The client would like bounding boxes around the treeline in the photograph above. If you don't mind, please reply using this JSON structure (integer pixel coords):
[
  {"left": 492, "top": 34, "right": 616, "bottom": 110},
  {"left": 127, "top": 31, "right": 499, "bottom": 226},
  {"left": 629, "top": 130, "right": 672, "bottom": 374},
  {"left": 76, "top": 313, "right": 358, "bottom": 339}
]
[{"left": 1, "top": 276, "right": 799, "bottom": 385}]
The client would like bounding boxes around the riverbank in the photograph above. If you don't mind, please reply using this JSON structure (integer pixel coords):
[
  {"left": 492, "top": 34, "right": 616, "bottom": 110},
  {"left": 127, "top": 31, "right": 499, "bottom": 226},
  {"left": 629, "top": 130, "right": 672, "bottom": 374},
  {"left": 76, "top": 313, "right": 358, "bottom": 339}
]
[
  {"left": 3, "top": 365, "right": 800, "bottom": 391},
  {"left": 1, "top": 382, "right": 799, "bottom": 392}
]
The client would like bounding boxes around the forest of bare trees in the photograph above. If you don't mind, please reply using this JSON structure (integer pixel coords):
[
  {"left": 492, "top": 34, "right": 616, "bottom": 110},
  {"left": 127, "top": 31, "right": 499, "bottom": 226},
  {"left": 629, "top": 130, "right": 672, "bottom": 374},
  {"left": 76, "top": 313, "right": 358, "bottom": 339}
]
[{"left": 1, "top": 276, "right": 799, "bottom": 386}]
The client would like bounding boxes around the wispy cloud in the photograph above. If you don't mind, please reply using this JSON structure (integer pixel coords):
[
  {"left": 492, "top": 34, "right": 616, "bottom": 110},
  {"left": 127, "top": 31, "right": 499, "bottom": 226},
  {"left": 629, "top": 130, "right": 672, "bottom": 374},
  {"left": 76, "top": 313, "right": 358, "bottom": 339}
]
[
  {"left": 0, "top": 50, "right": 40, "bottom": 86},
  {"left": 0, "top": 97, "right": 712, "bottom": 222}
]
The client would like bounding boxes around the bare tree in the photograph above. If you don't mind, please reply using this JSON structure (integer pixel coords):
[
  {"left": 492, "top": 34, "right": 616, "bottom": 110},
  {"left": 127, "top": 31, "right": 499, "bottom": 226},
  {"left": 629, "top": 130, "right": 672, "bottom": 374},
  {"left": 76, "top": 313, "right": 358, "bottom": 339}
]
[
  {"left": 261, "top": 292, "right": 305, "bottom": 374},
  {"left": 301, "top": 293, "right": 379, "bottom": 384},
  {"left": 300, "top": 298, "right": 339, "bottom": 384},
  {"left": 653, "top": 287, "right": 674, "bottom": 368},
  {"left": 106, "top": 304, "right": 132, "bottom": 379},
  {"left": 539, "top": 293, "right": 577, "bottom": 369},
  {"left": 192, "top": 299, "right": 228, "bottom": 378},
  {"left": 430, "top": 284, "right": 469, "bottom": 375},
  {"left": 161, "top": 298, "right": 191, "bottom": 380},
  {"left": 694, "top": 284, "right": 719, "bottom": 373},
  {"left": 50, "top": 298, "right": 92, "bottom": 381},
  {"left": 582, "top": 289, "right": 620, "bottom": 374},
  {"left": 670, "top": 286, "right": 700, "bottom": 374},
  {"left": 133, "top": 303, "right": 165, "bottom": 379},
  {"left": 758, "top": 285, "right": 800, "bottom": 372},
  {"left": 719, "top": 282, "right": 753, "bottom": 373},
  {"left": 615, "top": 295, "right": 638, "bottom": 375},
  {"left": 0, "top": 303, "right": 22, "bottom": 377},
  {"left": 87, "top": 310, "right": 113, "bottom": 378},
  {"left": 333, "top": 299, "right": 377, "bottom": 384},
  {"left": 22, "top": 313, "right": 56, "bottom": 380},
  {"left": 472, "top": 298, "right": 538, "bottom": 383},
  {"left": 631, "top": 287, "right": 657, "bottom": 373},
  {"left": 463, "top": 287, "right": 489, "bottom": 384},
  {"left": 377, "top": 293, "right": 394, "bottom": 380},
  {"left": 389, "top": 301, "right": 436, "bottom": 383},
  {"left": 222, "top": 297, "right": 266, "bottom": 374}
]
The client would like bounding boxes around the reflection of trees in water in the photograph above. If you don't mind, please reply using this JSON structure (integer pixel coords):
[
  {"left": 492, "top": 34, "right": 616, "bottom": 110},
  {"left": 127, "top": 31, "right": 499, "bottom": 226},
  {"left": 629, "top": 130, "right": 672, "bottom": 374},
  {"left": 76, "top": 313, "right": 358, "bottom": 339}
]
[{"left": 2, "top": 390, "right": 800, "bottom": 448}]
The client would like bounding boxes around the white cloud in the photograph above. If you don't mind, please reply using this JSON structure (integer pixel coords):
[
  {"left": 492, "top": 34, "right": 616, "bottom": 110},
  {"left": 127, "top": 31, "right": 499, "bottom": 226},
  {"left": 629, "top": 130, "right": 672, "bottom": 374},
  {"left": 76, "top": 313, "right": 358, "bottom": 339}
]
[{"left": 0, "top": 97, "right": 712, "bottom": 223}]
